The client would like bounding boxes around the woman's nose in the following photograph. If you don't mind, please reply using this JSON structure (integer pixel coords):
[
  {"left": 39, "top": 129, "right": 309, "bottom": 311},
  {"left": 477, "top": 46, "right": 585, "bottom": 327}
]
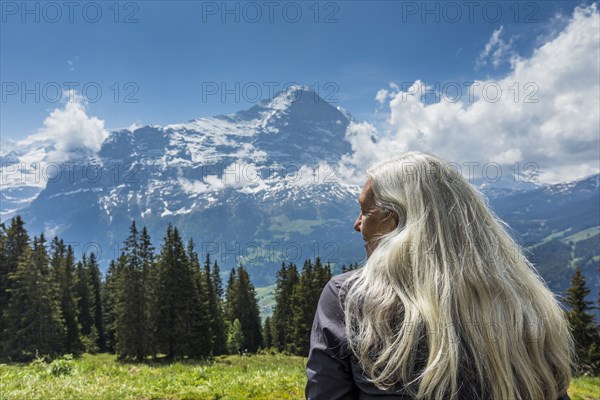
[{"left": 354, "top": 214, "right": 361, "bottom": 232}]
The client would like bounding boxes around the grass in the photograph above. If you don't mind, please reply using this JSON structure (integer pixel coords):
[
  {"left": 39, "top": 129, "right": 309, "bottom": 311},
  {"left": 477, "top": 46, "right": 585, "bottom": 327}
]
[
  {"left": 0, "top": 353, "right": 306, "bottom": 400},
  {"left": 0, "top": 353, "right": 598, "bottom": 400},
  {"left": 530, "top": 226, "right": 599, "bottom": 249},
  {"left": 268, "top": 215, "right": 324, "bottom": 237},
  {"left": 561, "top": 227, "right": 600, "bottom": 244},
  {"left": 568, "top": 376, "right": 600, "bottom": 400}
]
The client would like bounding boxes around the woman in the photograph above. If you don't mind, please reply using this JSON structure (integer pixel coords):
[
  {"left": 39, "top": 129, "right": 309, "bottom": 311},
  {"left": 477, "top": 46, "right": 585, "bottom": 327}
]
[{"left": 305, "top": 152, "right": 574, "bottom": 400}]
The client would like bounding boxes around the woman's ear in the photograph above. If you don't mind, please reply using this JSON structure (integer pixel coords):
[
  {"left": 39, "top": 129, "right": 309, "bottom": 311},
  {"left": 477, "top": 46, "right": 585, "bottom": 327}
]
[
  {"left": 393, "top": 211, "right": 400, "bottom": 227},
  {"left": 383, "top": 208, "right": 400, "bottom": 228},
  {"left": 394, "top": 207, "right": 406, "bottom": 229}
]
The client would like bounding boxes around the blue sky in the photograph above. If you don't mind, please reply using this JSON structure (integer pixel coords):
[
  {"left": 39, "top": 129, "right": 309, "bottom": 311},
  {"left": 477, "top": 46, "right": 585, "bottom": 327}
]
[
  {"left": 1, "top": 0, "right": 584, "bottom": 137},
  {"left": 1, "top": 1, "right": 598, "bottom": 183}
]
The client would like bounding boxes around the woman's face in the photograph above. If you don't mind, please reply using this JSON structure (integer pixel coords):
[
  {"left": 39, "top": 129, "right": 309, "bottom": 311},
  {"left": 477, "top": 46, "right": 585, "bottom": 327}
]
[{"left": 354, "top": 179, "right": 398, "bottom": 257}]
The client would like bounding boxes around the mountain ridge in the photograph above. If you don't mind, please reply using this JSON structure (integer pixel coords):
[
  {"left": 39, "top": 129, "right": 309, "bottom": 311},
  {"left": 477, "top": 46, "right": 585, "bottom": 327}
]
[{"left": 1, "top": 88, "right": 598, "bottom": 310}]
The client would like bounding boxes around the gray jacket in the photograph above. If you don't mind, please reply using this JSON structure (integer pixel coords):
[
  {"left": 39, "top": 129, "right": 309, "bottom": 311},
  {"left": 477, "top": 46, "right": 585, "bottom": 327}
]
[{"left": 305, "top": 270, "right": 572, "bottom": 400}]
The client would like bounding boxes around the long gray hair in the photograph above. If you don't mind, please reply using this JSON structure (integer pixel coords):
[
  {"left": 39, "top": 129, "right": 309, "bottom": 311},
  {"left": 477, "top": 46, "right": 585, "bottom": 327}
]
[{"left": 341, "top": 151, "right": 574, "bottom": 400}]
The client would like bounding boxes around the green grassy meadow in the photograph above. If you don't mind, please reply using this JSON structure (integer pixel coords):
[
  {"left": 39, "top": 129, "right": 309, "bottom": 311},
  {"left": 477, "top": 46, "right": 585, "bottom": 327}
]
[{"left": 1, "top": 353, "right": 598, "bottom": 400}]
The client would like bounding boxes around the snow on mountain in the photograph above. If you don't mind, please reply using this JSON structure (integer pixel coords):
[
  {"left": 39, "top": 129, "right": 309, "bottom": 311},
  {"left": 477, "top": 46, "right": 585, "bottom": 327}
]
[
  {"left": 1, "top": 134, "right": 60, "bottom": 221},
  {"left": 5, "top": 86, "right": 597, "bottom": 296},
  {"left": 9, "top": 87, "right": 362, "bottom": 284}
]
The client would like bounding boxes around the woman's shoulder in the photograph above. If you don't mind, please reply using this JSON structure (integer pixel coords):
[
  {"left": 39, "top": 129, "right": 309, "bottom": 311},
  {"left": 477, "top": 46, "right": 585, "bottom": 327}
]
[
  {"left": 326, "top": 269, "right": 361, "bottom": 311},
  {"left": 329, "top": 269, "right": 361, "bottom": 291},
  {"left": 315, "top": 269, "right": 360, "bottom": 317}
]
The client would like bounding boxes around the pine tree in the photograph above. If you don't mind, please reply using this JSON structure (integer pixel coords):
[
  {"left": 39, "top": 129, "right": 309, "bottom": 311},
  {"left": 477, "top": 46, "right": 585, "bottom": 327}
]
[
  {"left": 139, "top": 226, "right": 156, "bottom": 357},
  {"left": 226, "top": 319, "right": 245, "bottom": 355},
  {"left": 48, "top": 237, "right": 69, "bottom": 350},
  {"left": 303, "top": 258, "right": 330, "bottom": 355},
  {"left": 226, "top": 264, "right": 262, "bottom": 353},
  {"left": 1, "top": 216, "right": 30, "bottom": 353},
  {"left": 289, "top": 259, "right": 330, "bottom": 356},
  {"left": 271, "top": 262, "right": 299, "bottom": 352},
  {"left": 289, "top": 259, "right": 315, "bottom": 356},
  {"left": 49, "top": 237, "right": 65, "bottom": 298},
  {"left": 313, "top": 257, "right": 332, "bottom": 293},
  {"left": 60, "top": 245, "right": 83, "bottom": 354},
  {"left": 75, "top": 256, "right": 93, "bottom": 338},
  {"left": 204, "top": 253, "right": 227, "bottom": 356},
  {"left": 103, "top": 258, "right": 122, "bottom": 353},
  {"left": 187, "top": 239, "right": 212, "bottom": 357},
  {"left": 2, "top": 216, "right": 30, "bottom": 284},
  {"left": 212, "top": 258, "right": 228, "bottom": 355},
  {"left": 0, "top": 222, "right": 8, "bottom": 355},
  {"left": 242, "top": 265, "right": 263, "bottom": 352},
  {"left": 87, "top": 252, "right": 105, "bottom": 352},
  {"left": 224, "top": 268, "right": 238, "bottom": 322},
  {"left": 0, "top": 223, "right": 8, "bottom": 357},
  {"left": 212, "top": 258, "right": 223, "bottom": 300},
  {"left": 341, "top": 262, "right": 360, "bottom": 273},
  {"left": 155, "top": 224, "right": 195, "bottom": 359},
  {"left": 564, "top": 265, "right": 600, "bottom": 375},
  {"left": 262, "top": 316, "right": 273, "bottom": 350},
  {"left": 3, "top": 235, "right": 65, "bottom": 360},
  {"left": 116, "top": 220, "right": 151, "bottom": 361}
]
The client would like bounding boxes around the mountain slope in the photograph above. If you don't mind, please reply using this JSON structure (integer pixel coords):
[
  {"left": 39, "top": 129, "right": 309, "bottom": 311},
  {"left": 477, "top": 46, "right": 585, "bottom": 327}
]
[
  {"left": 4, "top": 87, "right": 598, "bottom": 310},
  {"left": 14, "top": 86, "right": 362, "bottom": 285}
]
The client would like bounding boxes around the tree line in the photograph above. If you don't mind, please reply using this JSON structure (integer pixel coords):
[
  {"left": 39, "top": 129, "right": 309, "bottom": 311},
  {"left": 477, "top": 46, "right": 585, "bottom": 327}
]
[
  {"left": 0, "top": 215, "right": 358, "bottom": 362},
  {"left": 1, "top": 214, "right": 596, "bottom": 376}
]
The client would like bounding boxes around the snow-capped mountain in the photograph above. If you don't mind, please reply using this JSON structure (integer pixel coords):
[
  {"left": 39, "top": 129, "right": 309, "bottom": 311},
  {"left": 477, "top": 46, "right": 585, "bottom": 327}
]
[
  {"left": 489, "top": 173, "right": 600, "bottom": 245},
  {"left": 2, "top": 86, "right": 598, "bottom": 302},
  {"left": 10, "top": 86, "right": 363, "bottom": 284},
  {"left": 1, "top": 134, "right": 61, "bottom": 221}
]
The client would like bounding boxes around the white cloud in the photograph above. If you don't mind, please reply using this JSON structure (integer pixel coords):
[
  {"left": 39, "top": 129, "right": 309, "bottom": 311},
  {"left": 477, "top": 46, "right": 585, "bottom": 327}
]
[
  {"left": 534, "top": 12, "right": 570, "bottom": 48},
  {"left": 178, "top": 177, "right": 212, "bottom": 194},
  {"left": 67, "top": 56, "right": 79, "bottom": 71},
  {"left": 43, "top": 223, "right": 64, "bottom": 239},
  {"left": 375, "top": 89, "right": 389, "bottom": 105},
  {"left": 339, "top": 4, "right": 600, "bottom": 185},
  {"left": 206, "top": 174, "right": 226, "bottom": 190},
  {"left": 29, "top": 91, "right": 109, "bottom": 162},
  {"left": 128, "top": 123, "right": 143, "bottom": 132},
  {"left": 494, "top": 148, "right": 523, "bottom": 165},
  {"left": 476, "top": 26, "right": 515, "bottom": 69},
  {"left": 338, "top": 121, "right": 405, "bottom": 185},
  {"left": 178, "top": 162, "right": 266, "bottom": 194},
  {"left": 178, "top": 173, "right": 232, "bottom": 193},
  {"left": 0, "top": 138, "right": 16, "bottom": 156}
]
